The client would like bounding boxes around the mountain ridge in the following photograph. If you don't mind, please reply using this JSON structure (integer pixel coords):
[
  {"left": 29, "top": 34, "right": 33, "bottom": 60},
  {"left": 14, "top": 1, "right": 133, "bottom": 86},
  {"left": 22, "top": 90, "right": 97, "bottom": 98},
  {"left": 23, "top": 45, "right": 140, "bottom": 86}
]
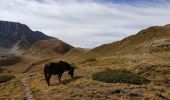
[
  {"left": 87, "top": 24, "right": 170, "bottom": 57},
  {"left": 0, "top": 20, "right": 53, "bottom": 49},
  {"left": 0, "top": 20, "right": 74, "bottom": 54}
]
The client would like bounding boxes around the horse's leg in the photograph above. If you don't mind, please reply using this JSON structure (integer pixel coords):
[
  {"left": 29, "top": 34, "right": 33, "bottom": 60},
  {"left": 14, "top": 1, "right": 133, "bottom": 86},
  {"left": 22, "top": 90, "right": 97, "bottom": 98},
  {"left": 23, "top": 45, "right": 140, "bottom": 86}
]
[
  {"left": 44, "top": 72, "right": 50, "bottom": 86},
  {"left": 47, "top": 74, "right": 52, "bottom": 86},
  {"left": 58, "top": 73, "right": 62, "bottom": 83}
]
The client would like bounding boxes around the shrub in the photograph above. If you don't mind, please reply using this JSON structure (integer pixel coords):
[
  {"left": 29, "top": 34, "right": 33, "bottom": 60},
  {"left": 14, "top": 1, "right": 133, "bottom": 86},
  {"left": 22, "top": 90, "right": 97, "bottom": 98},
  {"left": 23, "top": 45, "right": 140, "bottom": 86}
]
[
  {"left": 92, "top": 69, "right": 150, "bottom": 85},
  {"left": 0, "top": 74, "right": 15, "bottom": 83}
]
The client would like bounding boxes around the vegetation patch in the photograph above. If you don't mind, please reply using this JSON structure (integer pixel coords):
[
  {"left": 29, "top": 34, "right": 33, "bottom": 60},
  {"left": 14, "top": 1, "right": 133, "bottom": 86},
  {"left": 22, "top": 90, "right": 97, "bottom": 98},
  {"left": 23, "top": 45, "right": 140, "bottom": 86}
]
[
  {"left": 0, "top": 74, "right": 15, "bottom": 83},
  {"left": 83, "top": 57, "right": 96, "bottom": 63},
  {"left": 70, "top": 63, "right": 78, "bottom": 69},
  {"left": 150, "top": 44, "right": 170, "bottom": 53},
  {"left": 0, "top": 56, "right": 22, "bottom": 66},
  {"left": 0, "top": 68, "right": 3, "bottom": 73},
  {"left": 92, "top": 69, "right": 150, "bottom": 85}
]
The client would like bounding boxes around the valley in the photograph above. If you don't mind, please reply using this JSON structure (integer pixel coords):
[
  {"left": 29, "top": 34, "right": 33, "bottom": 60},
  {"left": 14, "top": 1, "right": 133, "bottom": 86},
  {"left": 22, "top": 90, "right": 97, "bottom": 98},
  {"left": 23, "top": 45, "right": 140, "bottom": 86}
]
[{"left": 0, "top": 21, "right": 170, "bottom": 100}]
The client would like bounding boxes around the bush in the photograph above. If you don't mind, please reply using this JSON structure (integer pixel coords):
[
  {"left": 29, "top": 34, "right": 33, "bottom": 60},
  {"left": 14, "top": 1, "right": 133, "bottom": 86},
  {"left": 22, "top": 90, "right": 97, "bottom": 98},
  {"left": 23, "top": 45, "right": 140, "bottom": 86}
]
[
  {"left": 0, "top": 74, "right": 15, "bottom": 83},
  {"left": 92, "top": 69, "right": 150, "bottom": 85}
]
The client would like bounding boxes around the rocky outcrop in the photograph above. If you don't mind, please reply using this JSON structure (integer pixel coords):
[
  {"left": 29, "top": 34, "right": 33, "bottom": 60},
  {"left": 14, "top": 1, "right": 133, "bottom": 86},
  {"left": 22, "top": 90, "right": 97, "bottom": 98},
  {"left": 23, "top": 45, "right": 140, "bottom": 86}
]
[{"left": 0, "top": 20, "right": 52, "bottom": 49}]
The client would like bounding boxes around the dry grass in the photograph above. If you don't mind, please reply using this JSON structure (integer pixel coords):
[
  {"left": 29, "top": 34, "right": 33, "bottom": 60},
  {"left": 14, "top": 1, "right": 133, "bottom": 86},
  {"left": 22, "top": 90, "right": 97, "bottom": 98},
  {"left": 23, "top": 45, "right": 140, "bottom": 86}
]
[
  {"left": 0, "top": 55, "right": 22, "bottom": 66},
  {"left": 22, "top": 52, "right": 169, "bottom": 100},
  {"left": 0, "top": 74, "right": 15, "bottom": 83},
  {"left": 33, "top": 39, "right": 74, "bottom": 54},
  {"left": 0, "top": 75, "right": 24, "bottom": 100},
  {"left": 0, "top": 51, "right": 169, "bottom": 100},
  {"left": 88, "top": 24, "right": 170, "bottom": 57}
]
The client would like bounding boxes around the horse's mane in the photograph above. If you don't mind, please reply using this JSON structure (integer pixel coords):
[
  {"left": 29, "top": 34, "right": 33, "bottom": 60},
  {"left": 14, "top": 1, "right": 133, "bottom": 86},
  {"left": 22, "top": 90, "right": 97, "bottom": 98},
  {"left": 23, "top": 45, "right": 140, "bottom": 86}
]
[
  {"left": 59, "top": 61, "right": 68, "bottom": 65},
  {"left": 59, "top": 61, "right": 72, "bottom": 69},
  {"left": 59, "top": 60, "right": 66, "bottom": 63}
]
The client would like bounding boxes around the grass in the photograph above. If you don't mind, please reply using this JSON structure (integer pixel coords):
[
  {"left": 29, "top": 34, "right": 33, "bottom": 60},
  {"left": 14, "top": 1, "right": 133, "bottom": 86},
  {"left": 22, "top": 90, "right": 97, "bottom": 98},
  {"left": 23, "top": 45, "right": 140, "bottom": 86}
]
[
  {"left": 92, "top": 69, "right": 150, "bottom": 85},
  {"left": 93, "top": 56, "right": 130, "bottom": 66},
  {"left": 0, "top": 56, "right": 22, "bottom": 66},
  {"left": 0, "top": 74, "right": 15, "bottom": 83},
  {"left": 82, "top": 57, "right": 96, "bottom": 63},
  {"left": 70, "top": 63, "right": 78, "bottom": 69},
  {"left": 0, "top": 53, "right": 169, "bottom": 99},
  {"left": 0, "top": 68, "right": 3, "bottom": 73}
]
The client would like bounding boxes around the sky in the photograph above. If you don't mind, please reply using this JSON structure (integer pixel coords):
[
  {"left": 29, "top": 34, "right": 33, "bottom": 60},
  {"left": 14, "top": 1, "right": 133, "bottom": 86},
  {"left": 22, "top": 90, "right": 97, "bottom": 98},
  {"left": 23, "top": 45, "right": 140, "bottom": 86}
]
[{"left": 0, "top": 0, "right": 170, "bottom": 48}]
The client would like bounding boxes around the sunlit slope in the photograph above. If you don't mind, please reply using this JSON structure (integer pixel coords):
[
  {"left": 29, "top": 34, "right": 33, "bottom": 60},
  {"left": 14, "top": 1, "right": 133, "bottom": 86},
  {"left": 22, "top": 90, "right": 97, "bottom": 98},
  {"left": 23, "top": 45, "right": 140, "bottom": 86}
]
[{"left": 88, "top": 24, "right": 170, "bottom": 57}]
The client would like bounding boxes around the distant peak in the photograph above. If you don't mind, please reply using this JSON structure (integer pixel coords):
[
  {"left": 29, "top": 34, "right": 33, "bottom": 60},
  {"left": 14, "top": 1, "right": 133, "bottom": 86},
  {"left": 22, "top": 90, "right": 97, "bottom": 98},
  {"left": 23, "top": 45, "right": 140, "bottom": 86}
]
[{"left": 0, "top": 20, "right": 52, "bottom": 49}]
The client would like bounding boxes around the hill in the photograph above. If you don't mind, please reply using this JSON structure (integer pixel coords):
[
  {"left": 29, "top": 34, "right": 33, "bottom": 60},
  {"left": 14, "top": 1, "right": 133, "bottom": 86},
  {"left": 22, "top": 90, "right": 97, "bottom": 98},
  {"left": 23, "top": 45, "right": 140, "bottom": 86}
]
[
  {"left": 0, "top": 20, "right": 52, "bottom": 49},
  {"left": 88, "top": 24, "right": 170, "bottom": 57},
  {"left": 29, "top": 39, "right": 74, "bottom": 55}
]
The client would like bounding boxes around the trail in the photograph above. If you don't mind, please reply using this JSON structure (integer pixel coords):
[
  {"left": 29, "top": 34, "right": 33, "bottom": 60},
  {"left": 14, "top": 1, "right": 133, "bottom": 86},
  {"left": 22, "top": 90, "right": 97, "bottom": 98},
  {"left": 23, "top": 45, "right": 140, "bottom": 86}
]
[{"left": 22, "top": 76, "right": 35, "bottom": 100}]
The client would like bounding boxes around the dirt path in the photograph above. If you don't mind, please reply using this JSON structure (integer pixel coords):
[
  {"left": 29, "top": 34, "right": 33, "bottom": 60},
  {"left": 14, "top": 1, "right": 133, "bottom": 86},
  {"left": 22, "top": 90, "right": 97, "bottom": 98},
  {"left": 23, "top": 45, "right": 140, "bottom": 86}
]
[{"left": 22, "top": 76, "right": 35, "bottom": 100}]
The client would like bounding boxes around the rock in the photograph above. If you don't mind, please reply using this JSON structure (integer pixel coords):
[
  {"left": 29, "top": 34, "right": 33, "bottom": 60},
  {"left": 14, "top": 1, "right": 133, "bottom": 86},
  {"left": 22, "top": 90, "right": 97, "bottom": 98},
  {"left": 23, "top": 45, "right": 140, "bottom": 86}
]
[
  {"left": 110, "top": 89, "right": 121, "bottom": 94},
  {"left": 128, "top": 92, "right": 143, "bottom": 97}
]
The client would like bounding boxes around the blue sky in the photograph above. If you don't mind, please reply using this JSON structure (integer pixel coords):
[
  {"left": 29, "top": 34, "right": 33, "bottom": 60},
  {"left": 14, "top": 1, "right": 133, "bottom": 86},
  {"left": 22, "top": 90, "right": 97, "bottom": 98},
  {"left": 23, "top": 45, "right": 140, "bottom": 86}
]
[{"left": 0, "top": 0, "right": 170, "bottom": 48}]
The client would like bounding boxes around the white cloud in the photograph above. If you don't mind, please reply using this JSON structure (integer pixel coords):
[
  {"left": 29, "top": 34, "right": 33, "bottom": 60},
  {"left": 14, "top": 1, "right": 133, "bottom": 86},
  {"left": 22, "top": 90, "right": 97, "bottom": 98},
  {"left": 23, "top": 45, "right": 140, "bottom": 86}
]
[{"left": 0, "top": 0, "right": 170, "bottom": 48}]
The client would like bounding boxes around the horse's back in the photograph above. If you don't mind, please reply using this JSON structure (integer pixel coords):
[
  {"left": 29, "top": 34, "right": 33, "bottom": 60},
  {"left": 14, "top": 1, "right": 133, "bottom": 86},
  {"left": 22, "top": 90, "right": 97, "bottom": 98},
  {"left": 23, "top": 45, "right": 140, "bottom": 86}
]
[{"left": 44, "top": 62, "right": 66, "bottom": 75}]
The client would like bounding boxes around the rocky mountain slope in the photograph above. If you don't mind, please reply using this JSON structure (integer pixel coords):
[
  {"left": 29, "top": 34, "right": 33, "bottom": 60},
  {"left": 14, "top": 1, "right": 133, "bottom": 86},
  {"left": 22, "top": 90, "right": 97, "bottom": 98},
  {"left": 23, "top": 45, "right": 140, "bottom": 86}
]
[
  {"left": 0, "top": 20, "right": 74, "bottom": 54},
  {"left": 88, "top": 24, "right": 170, "bottom": 57},
  {"left": 0, "top": 20, "right": 53, "bottom": 49}
]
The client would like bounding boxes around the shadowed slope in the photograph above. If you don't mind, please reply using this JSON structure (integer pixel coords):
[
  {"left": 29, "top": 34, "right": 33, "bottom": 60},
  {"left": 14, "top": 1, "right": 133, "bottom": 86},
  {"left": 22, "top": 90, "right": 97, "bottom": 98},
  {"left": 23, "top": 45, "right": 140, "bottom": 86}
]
[
  {"left": 0, "top": 20, "right": 52, "bottom": 49},
  {"left": 28, "top": 39, "right": 74, "bottom": 55}
]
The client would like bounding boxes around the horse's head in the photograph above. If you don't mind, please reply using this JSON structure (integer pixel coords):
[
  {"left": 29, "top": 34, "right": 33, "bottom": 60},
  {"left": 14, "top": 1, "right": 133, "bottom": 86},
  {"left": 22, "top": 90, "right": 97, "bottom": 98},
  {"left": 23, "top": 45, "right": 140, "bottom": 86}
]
[
  {"left": 68, "top": 67, "right": 74, "bottom": 78},
  {"left": 59, "top": 61, "right": 75, "bottom": 78}
]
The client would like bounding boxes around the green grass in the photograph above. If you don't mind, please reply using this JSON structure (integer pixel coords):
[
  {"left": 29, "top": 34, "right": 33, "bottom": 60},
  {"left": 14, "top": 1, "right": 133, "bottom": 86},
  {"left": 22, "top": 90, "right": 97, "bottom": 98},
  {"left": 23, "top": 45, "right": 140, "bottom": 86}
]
[
  {"left": 92, "top": 69, "right": 150, "bottom": 85},
  {"left": 0, "top": 74, "right": 15, "bottom": 83}
]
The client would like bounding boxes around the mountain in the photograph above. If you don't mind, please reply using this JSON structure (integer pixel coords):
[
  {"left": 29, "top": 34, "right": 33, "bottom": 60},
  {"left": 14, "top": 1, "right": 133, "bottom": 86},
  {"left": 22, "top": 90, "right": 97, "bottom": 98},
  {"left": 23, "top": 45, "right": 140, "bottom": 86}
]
[
  {"left": 0, "top": 20, "right": 74, "bottom": 54},
  {"left": 0, "top": 20, "right": 52, "bottom": 49},
  {"left": 88, "top": 24, "right": 170, "bottom": 57}
]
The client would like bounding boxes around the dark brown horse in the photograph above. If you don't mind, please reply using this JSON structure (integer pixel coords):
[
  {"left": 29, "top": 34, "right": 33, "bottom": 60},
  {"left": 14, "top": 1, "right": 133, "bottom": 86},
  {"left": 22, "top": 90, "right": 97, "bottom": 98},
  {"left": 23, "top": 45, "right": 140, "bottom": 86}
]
[{"left": 44, "top": 61, "right": 74, "bottom": 86}]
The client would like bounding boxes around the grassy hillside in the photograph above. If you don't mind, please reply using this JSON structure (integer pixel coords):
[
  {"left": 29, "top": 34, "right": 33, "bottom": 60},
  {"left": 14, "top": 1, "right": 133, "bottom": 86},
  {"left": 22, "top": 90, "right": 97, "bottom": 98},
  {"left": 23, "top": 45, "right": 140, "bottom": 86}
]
[
  {"left": 27, "top": 39, "right": 74, "bottom": 55},
  {"left": 18, "top": 52, "right": 170, "bottom": 100},
  {"left": 88, "top": 24, "right": 170, "bottom": 57}
]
